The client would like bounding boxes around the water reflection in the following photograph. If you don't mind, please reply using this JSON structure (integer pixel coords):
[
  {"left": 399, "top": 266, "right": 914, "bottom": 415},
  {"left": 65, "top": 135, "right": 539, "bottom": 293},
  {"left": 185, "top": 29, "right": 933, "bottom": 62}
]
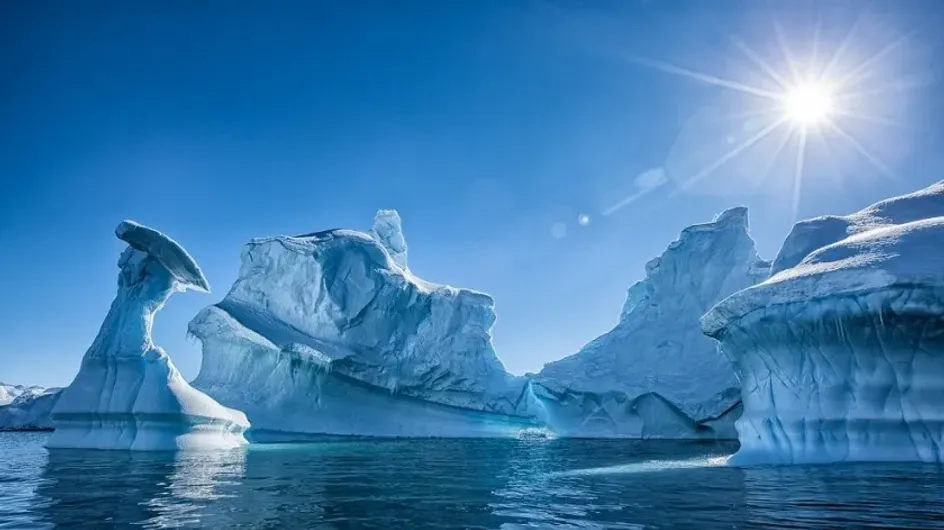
[
  {"left": 35, "top": 448, "right": 246, "bottom": 529},
  {"left": 3, "top": 434, "right": 941, "bottom": 530},
  {"left": 493, "top": 440, "right": 746, "bottom": 529},
  {"left": 740, "top": 463, "right": 944, "bottom": 529},
  {"left": 141, "top": 450, "right": 247, "bottom": 528}
]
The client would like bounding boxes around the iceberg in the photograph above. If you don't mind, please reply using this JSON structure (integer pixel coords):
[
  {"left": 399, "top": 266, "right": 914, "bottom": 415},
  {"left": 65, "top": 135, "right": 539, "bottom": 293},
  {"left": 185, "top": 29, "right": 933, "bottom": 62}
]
[
  {"left": 702, "top": 181, "right": 944, "bottom": 465},
  {"left": 532, "top": 208, "right": 770, "bottom": 438},
  {"left": 0, "top": 385, "right": 62, "bottom": 431},
  {"left": 189, "top": 210, "right": 539, "bottom": 439},
  {"left": 46, "top": 221, "right": 250, "bottom": 451}
]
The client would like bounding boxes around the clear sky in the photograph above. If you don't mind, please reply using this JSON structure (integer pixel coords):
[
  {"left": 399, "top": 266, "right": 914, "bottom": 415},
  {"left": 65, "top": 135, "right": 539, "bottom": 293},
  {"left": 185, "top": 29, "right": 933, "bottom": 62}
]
[{"left": 2, "top": 0, "right": 942, "bottom": 388}]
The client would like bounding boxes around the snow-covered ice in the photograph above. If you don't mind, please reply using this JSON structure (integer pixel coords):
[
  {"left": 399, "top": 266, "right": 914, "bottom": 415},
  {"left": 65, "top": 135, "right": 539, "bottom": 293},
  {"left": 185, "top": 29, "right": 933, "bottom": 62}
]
[
  {"left": 0, "top": 383, "right": 46, "bottom": 407},
  {"left": 703, "top": 181, "right": 944, "bottom": 465},
  {"left": 533, "top": 207, "right": 769, "bottom": 438},
  {"left": 189, "top": 211, "right": 540, "bottom": 439},
  {"left": 46, "top": 220, "right": 249, "bottom": 451},
  {"left": 0, "top": 384, "right": 62, "bottom": 431}
]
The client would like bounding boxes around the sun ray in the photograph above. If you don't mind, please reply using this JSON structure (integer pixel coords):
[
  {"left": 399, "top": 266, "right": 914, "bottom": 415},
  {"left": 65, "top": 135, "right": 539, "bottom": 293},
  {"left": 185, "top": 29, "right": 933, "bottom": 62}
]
[
  {"left": 791, "top": 129, "right": 808, "bottom": 223},
  {"left": 754, "top": 126, "right": 795, "bottom": 192},
  {"left": 837, "top": 77, "right": 932, "bottom": 100},
  {"left": 829, "top": 107, "right": 907, "bottom": 129},
  {"left": 720, "top": 106, "right": 784, "bottom": 123},
  {"left": 601, "top": 186, "right": 662, "bottom": 217},
  {"left": 809, "top": 17, "right": 823, "bottom": 76},
  {"left": 730, "top": 36, "right": 789, "bottom": 89},
  {"left": 671, "top": 118, "right": 786, "bottom": 196},
  {"left": 834, "top": 30, "right": 916, "bottom": 90},
  {"left": 821, "top": 11, "right": 867, "bottom": 80},
  {"left": 626, "top": 56, "right": 783, "bottom": 100},
  {"left": 772, "top": 17, "right": 802, "bottom": 84},
  {"left": 814, "top": 127, "right": 847, "bottom": 192},
  {"left": 825, "top": 120, "right": 900, "bottom": 182}
]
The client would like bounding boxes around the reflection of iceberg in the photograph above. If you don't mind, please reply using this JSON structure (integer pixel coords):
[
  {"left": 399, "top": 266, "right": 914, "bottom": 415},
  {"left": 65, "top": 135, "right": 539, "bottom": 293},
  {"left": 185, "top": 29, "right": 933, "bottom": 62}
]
[
  {"left": 47, "top": 221, "right": 249, "bottom": 451},
  {"left": 141, "top": 450, "right": 247, "bottom": 527},
  {"left": 35, "top": 448, "right": 246, "bottom": 528},
  {"left": 740, "top": 463, "right": 944, "bottom": 527},
  {"left": 36, "top": 450, "right": 178, "bottom": 527}
]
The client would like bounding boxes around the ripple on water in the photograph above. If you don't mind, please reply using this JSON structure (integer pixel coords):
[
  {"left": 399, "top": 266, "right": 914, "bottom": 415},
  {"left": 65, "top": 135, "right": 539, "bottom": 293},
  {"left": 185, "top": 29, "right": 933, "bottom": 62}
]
[{"left": 1, "top": 434, "right": 943, "bottom": 529}]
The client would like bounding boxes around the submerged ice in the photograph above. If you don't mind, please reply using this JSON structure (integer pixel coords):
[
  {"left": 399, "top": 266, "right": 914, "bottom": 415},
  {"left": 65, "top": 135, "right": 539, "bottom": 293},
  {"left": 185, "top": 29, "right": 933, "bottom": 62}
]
[
  {"left": 703, "top": 181, "right": 944, "bottom": 465},
  {"left": 189, "top": 210, "right": 538, "bottom": 439},
  {"left": 46, "top": 221, "right": 249, "bottom": 451},
  {"left": 533, "top": 207, "right": 769, "bottom": 438}
]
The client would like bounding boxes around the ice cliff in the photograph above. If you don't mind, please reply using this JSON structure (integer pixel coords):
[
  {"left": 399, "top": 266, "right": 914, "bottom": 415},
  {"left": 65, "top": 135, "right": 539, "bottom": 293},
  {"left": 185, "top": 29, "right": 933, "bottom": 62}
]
[
  {"left": 46, "top": 221, "right": 249, "bottom": 451},
  {"left": 189, "top": 210, "right": 538, "bottom": 439},
  {"left": 0, "top": 385, "right": 62, "bottom": 431},
  {"left": 703, "top": 181, "right": 944, "bottom": 465},
  {"left": 533, "top": 207, "right": 770, "bottom": 438}
]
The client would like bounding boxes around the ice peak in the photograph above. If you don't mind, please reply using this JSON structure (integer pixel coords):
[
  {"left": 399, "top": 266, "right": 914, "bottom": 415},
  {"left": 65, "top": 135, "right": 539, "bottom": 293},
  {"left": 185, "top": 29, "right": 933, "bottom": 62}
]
[
  {"left": 116, "top": 220, "right": 211, "bottom": 293},
  {"left": 371, "top": 209, "right": 409, "bottom": 271},
  {"left": 714, "top": 206, "right": 749, "bottom": 226}
]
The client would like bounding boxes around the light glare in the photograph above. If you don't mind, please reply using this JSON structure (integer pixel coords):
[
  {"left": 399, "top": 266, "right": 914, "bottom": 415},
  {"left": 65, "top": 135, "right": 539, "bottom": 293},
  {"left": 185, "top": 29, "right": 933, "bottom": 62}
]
[{"left": 783, "top": 83, "right": 833, "bottom": 126}]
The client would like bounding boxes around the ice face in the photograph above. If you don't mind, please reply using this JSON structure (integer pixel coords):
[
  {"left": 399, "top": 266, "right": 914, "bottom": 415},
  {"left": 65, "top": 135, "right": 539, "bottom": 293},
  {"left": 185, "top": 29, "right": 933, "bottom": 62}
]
[
  {"left": 703, "top": 181, "right": 944, "bottom": 465},
  {"left": 189, "top": 211, "right": 539, "bottom": 439},
  {"left": 533, "top": 207, "right": 769, "bottom": 438},
  {"left": 46, "top": 221, "right": 249, "bottom": 451}
]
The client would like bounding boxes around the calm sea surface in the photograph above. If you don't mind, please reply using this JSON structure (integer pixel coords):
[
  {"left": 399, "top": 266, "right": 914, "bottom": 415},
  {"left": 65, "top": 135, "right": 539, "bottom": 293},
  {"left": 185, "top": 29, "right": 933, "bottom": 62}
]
[{"left": 1, "top": 432, "right": 943, "bottom": 529}]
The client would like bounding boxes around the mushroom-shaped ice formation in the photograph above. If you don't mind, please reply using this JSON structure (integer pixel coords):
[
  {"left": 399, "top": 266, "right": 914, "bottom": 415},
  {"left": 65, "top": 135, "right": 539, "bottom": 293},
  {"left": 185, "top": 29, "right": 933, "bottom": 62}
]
[
  {"left": 46, "top": 220, "right": 249, "bottom": 451},
  {"left": 116, "top": 220, "right": 211, "bottom": 293}
]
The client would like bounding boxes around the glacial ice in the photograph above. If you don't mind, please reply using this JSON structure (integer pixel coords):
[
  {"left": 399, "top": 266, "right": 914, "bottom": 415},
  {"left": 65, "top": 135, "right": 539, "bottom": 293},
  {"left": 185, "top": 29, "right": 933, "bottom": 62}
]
[
  {"left": 533, "top": 207, "right": 769, "bottom": 438},
  {"left": 0, "top": 382, "right": 45, "bottom": 407},
  {"left": 702, "top": 181, "right": 944, "bottom": 465},
  {"left": 371, "top": 209, "right": 410, "bottom": 272},
  {"left": 189, "top": 211, "right": 540, "bottom": 439},
  {"left": 0, "top": 385, "right": 62, "bottom": 431},
  {"left": 46, "top": 221, "right": 249, "bottom": 451}
]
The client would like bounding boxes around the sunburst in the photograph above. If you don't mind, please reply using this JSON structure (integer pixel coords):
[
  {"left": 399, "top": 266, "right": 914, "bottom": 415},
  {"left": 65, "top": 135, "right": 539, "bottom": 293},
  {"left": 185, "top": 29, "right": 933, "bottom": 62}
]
[{"left": 604, "top": 14, "right": 922, "bottom": 222}]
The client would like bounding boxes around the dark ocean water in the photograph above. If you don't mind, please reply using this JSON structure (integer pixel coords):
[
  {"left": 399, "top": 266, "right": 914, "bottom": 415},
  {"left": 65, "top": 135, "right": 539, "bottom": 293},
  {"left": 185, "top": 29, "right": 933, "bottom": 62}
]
[{"left": 1, "top": 432, "right": 943, "bottom": 529}]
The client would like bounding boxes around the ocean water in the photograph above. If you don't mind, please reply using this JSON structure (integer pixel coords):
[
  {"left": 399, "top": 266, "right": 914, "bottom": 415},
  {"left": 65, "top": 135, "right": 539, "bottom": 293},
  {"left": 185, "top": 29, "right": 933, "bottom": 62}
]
[{"left": 1, "top": 432, "right": 943, "bottom": 529}]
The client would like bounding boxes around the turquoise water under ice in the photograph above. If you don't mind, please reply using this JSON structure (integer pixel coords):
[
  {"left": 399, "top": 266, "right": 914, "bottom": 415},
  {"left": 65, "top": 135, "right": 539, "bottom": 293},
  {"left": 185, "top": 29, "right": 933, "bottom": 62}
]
[{"left": 2, "top": 432, "right": 943, "bottom": 529}]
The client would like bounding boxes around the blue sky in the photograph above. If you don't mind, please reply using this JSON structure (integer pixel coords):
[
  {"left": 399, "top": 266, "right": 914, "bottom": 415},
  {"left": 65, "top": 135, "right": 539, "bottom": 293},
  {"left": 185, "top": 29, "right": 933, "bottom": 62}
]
[{"left": 2, "top": 0, "right": 942, "bottom": 388}]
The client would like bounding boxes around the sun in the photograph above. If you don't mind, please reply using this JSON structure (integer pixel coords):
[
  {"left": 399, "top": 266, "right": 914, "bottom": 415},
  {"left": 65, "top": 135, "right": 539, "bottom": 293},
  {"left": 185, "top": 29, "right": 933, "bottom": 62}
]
[
  {"left": 782, "top": 82, "right": 834, "bottom": 127},
  {"left": 603, "top": 18, "right": 916, "bottom": 223}
]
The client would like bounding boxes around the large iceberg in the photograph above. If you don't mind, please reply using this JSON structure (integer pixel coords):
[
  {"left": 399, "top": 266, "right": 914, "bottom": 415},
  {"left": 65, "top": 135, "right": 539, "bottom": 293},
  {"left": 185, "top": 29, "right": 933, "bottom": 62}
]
[
  {"left": 47, "top": 221, "right": 250, "bottom": 451},
  {"left": 0, "top": 384, "right": 62, "bottom": 431},
  {"left": 189, "top": 210, "right": 539, "bottom": 439},
  {"left": 702, "top": 181, "right": 944, "bottom": 465},
  {"left": 533, "top": 208, "right": 770, "bottom": 438}
]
